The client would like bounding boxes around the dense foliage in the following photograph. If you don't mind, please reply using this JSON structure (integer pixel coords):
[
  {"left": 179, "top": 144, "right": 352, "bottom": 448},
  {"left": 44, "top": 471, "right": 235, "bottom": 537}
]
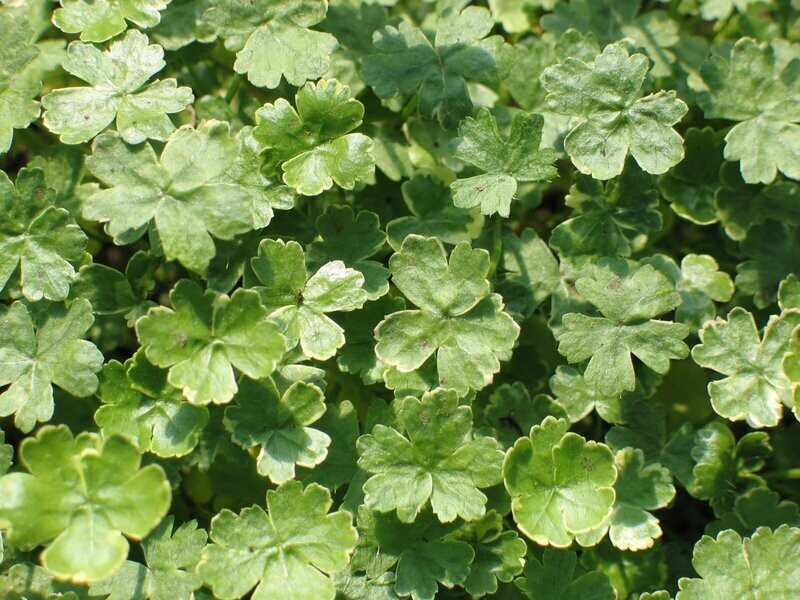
[{"left": 2, "top": 0, "right": 800, "bottom": 598}]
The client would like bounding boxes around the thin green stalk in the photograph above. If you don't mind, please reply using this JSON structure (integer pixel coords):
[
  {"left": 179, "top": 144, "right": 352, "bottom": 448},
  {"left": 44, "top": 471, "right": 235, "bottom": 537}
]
[
  {"left": 487, "top": 215, "right": 503, "bottom": 280},
  {"left": 762, "top": 469, "right": 800, "bottom": 481},
  {"left": 225, "top": 73, "right": 245, "bottom": 104}
]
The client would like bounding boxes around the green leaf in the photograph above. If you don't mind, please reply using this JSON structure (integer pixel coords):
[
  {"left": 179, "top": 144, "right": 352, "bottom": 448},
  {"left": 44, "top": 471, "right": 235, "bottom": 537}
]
[
  {"left": 387, "top": 173, "right": 484, "bottom": 252},
  {"left": 503, "top": 417, "right": 617, "bottom": 547},
  {"left": 248, "top": 238, "right": 369, "bottom": 360},
  {"left": 714, "top": 161, "right": 800, "bottom": 242},
  {"left": 53, "top": 0, "right": 171, "bottom": 42},
  {"left": 549, "top": 162, "right": 662, "bottom": 259},
  {"left": 224, "top": 376, "right": 330, "bottom": 484},
  {"left": 692, "top": 308, "right": 800, "bottom": 428},
  {"left": 549, "top": 366, "right": 625, "bottom": 424},
  {"left": 735, "top": 221, "right": 800, "bottom": 309},
  {"left": 0, "top": 425, "right": 171, "bottom": 582},
  {"left": 556, "top": 259, "right": 690, "bottom": 396},
  {"left": 0, "top": 13, "right": 40, "bottom": 154},
  {"left": 577, "top": 448, "right": 675, "bottom": 551},
  {"left": 542, "top": 42, "right": 687, "bottom": 179},
  {"left": 698, "top": 0, "right": 766, "bottom": 19},
  {"left": 0, "top": 168, "right": 87, "bottom": 301},
  {"left": 542, "top": 0, "right": 680, "bottom": 77},
  {"left": 687, "top": 421, "right": 770, "bottom": 514},
  {"left": 307, "top": 205, "right": 389, "bottom": 300},
  {"left": 362, "top": 7, "right": 510, "bottom": 129},
  {"left": 203, "top": 0, "right": 337, "bottom": 88},
  {"left": 94, "top": 352, "right": 209, "bottom": 457},
  {"left": 677, "top": 526, "right": 800, "bottom": 598},
  {"left": 375, "top": 235, "right": 520, "bottom": 395},
  {"left": 72, "top": 250, "right": 158, "bottom": 323},
  {"left": 706, "top": 487, "right": 800, "bottom": 537},
  {"left": 197, "top": 481, "right": 358, "bottom": 600},
  {"left": 357, "top": 389, "right": 504, "bottom": 523},
  {"left": 449, "top": 108, "right": 557, "bottom": 217},
  {"left": 0, "top": 562, "right": 91, "bottom": 600},
  {"left": 447, "top": 510, "right": 526, "bottom": 597},
  {"left": 497, "top": 227, "right": 560, "bottom": 320},
  {"left": 0, "top": 299, "right": 103, "bottom": 432},
  {"left": 253, "top": 79, "right": 374, "bottom": 195},
  {"left": 352, "top": 507, "right": 473, "bottom": 600},
  {"left": 135, "top": 279, "right": 286, "bottom": 405},
  {"left": 482, "top": 382, "right": 568, "bottom": 449},
  {"left": 516, "top": 548, "right": 616, "bottom": 600},
  {"left": 644, "top": 254, "right": 734, "bottom": 331},
  {"left": 658, "top": 127, "right": 724, "bottom": 225},
  {"left": 88, "top": 516, "right": 207, "bottom": 600},
  {"left": 84, "top": 122, "right": 257, "bottom": 273},
  {"left": 335, "top": 294, "right": 406, "bottom": 385},
  {"left": 41, "top": 31, "right": 193, "bottom": 144},
  {"left": 695, "top": 38, "right": 800, "bottom": 184},
  {"left": 301, "top": 399, "right": 360, "bottom": 491}
]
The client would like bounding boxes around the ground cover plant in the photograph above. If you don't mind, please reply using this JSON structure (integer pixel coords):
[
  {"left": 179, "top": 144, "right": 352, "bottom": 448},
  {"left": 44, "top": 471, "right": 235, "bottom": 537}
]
[{"left": 2, "top": 0, "right": 800, "bottom": 598}]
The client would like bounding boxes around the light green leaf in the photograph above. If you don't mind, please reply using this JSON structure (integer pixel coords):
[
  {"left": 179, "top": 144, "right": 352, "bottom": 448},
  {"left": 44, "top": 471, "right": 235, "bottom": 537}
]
[
  {"left": 53, "top": 0, "right": 171, "bottom": 42},
  {"left": 89, "top": 516, "right": 207, "bottom": 600},
  {"left": 0, "top": 168, "right": 87, "bottom": 301},
  {"left": 253, "top": 79, "right": 374, "bottom": 195},
  {"left": 692, "top": 308, "right": 800, "bottom": 428},
  {"left": 577, "top": 448, "right": 675, "bottom": 551},
  {"left": 84, "top": 122, "right": 257, "bottom": 273},
  {"left": 248, "top": 238, "right": 368, "bottom": 360},
  {"left": 135, "top": 279, "right": 286, "bottom": 405},
  {"left": 695, "top": 38, "right": 800, "bottom": 184},
  {"left": 224, "top": 377, "right": 330, "bottom": 484},
  {"left": 549, "top": 366, "right": 625, "bottom": 424},
  {"left": 0, "top": 299, "right": 102, "bottom": 432},
  {"left": 0, "top": 426, "right": 171, "bottom": 583},
  {"left": 197, "top": 481, "right": 358, "bottom": 600},
  {"left": 503, "top": 417, "right": 617, "bottom": 547},
  {"left": 203, "top": 0, "right": 336, "bottom": 88},
  {"left": 375, "top": 235, "right": 519, "bottom": 395},
  {"left": 556, "top": 259, "right": 690, "bottom": 396},
  {"left": 677, "top": 526, "right": 800, "bottom": 599},
  {"left": 42, "top": 30, "right": 192, "bottom": 144},
  {"left": 450, "top": 108, "right": 557, "bottom": 217},
  {"left": 94, "top": 352, "right": 209, "bottom": 458},
  {"left": 357, "top": 389, "right": 504, "bottom": 523},
  {"left": 362, "top": 7, "right": 510, "bottom": 129},
  {"left": 645, "top": 254, "right": 734, "bottom": 331},
  {"left": 542, "top": 42, "right": 687, "bottom": 179}
]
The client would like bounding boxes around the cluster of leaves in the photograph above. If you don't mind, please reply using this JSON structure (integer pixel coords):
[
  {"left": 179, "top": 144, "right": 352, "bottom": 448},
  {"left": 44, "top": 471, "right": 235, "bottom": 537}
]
[{"left": 2, "top": 0, "right": 800, "bottom": 599}]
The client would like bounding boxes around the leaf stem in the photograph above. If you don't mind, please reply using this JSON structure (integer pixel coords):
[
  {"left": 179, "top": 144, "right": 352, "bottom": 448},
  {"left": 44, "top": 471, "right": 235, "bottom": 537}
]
[
  {"left": 763, "top": 469, "right": 800, "bottom": 481},
  {"left": 225, "top": 73, "right": 245, "bottom": 104},
  {"left": 487, "top": 215, "right": 503, "bottom": 280}
]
